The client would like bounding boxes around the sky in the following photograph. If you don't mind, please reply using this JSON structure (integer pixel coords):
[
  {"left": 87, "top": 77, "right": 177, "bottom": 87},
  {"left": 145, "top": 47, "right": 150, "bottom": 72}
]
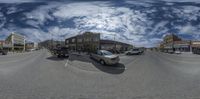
[{"left": 0, "top": 0, "right": 200, "bottom": 47}]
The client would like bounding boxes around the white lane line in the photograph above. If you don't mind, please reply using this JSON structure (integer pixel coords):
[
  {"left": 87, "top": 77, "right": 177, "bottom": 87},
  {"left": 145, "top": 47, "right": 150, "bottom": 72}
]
[{"left": 64, "top": 59, "right": 69, "bottom": 67}]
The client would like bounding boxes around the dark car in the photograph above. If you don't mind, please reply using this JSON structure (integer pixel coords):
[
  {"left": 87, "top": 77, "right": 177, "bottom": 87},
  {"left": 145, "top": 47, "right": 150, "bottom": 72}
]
[
  {"left": 0, "top": 49, "right": 8, "bottom": 55},
  {"left": 54, "top": 47, "right": 69, "bottom": 58}
]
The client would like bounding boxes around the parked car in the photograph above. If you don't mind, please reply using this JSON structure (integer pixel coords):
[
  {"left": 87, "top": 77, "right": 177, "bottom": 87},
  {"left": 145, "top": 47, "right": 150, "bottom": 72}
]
[
  {"left": 168, "top": 50, "right": 174, "bottom": 54},
  {"left": 125, "top": 48, "right": 141, "bottom": 55},
  {"left": 27, "top": 49, "right": 35, "bottom": 52},
  {"left": 0, "top": 48, "right": 8, "bottom": 55},
  {"left": 108, "top": 49, "right": 120, "bottom": 54},
  {"left": 54, "top": 47, "right": 69, "bottom": 58},
  {"left": 138, "top": 49, "right": 144, "bottom": 54},
  {"left": 90, "top": 50, "right": 120, "bottom": 65},
  {"left": 174, "top": 50, "right": 181, "bottom": 54}
]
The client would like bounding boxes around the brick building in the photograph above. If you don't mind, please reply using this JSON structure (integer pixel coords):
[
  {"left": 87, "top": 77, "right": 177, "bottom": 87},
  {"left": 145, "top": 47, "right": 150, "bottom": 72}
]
[
  {"left": 65, "top": 32, "right": 133, "bottom": 53},
  {"left": 191, "top": 41, "right": 200, "bottom": 54},
  {"left": 65, "top": 32, "right": 100, "bottom": 52}
]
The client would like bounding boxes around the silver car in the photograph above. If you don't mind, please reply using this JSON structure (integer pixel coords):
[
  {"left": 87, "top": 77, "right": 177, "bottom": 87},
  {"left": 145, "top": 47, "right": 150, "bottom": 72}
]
[
  {"left": 125, "top": 48, "right": 141, "bottom": 55},
  {"left": 90, "top": 50, "right": 120, "bottom": 65}
]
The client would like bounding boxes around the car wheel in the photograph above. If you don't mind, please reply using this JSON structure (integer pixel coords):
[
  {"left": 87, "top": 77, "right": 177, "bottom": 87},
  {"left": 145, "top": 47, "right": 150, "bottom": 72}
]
[{"left": 100, "top": 60, "right": 106, "bottom": 65}]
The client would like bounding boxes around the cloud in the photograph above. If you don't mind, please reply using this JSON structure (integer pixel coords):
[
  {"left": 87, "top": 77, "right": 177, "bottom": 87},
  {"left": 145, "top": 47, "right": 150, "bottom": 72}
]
[
  {"left": 22, "top": 1, "right": 150, "bottom": 45},
  {"left": 0, "top": 0, "right": 38, "bottom": 3},
  {"left": 179, "top": 24, "right": 200, "bottom": 34},
  {"left": 52, "top": 2, "right": 152, "bottom": 45},
  {"left": 47, "top": 26, "right": 80, "bottom": 40},
  {"left": 0, "top": 0, "right": 200, "bottom": 47},
  {"left": 160, "top": 0, "right": 200, "bottom": 3},
  {"left": 24, "top": 4, "right": 55, "bottom": 26},
  {"left": 0, "top": 12, "right": 6, "bottom": 28}
]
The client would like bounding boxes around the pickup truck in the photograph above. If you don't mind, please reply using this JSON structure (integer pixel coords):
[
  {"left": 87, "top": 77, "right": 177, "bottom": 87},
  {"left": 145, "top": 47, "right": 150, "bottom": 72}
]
[
  {"left": 53, "top": 47, "right": 69, "bottom": 58},
  {"left": 0, "top": 49, "right": 8, "bottom": 55}
]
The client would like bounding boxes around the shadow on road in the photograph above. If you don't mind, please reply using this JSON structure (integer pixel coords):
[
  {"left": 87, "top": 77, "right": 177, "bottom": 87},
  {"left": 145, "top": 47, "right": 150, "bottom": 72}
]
[
  {"left": 46, "top": 56, "right": 68, "bottom": 61},
  {"left": 46, "top": 54, "right": 125, "bottom": 74},
  {"left": 93, "top": 62, "right": 126, "bottom": 74},
  {"left": 68, "top": 54, "right": 125, "bottom": 74}
]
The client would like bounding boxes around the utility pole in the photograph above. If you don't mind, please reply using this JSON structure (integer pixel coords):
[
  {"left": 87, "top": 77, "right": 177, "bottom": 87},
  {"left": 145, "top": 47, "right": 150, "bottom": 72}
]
[
  {"left": 113, "top": 33, "right": 116, "bottom": 50},
  {"left": 23, "top": 36, "right": 26, "bottom": 52},
  {"left": 51, "top": 33, "right": 53, "bottom": 49},
  {"left": 11, "top": 32, "right": 14, "bottom": 52},
  {"left": 171, "top": 32, "right": 175, "bottom": 52}
]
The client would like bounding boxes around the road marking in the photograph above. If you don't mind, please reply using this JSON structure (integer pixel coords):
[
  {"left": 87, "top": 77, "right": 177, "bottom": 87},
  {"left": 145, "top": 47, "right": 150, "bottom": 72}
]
[{"left": 64, "top": 59, "right": 69, "bottom": 67}]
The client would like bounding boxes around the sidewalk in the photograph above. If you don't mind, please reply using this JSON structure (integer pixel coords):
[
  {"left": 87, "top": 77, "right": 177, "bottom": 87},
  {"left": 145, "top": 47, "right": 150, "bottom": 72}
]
[
  {"left": 180, "top": 52, "right": 200, "bottom": 57},
  {"left": 7, "top": 51, "right": 34, "bottom": 55},
  {"left": 70, "top": 51, "right": 89, "bottom": 57}
]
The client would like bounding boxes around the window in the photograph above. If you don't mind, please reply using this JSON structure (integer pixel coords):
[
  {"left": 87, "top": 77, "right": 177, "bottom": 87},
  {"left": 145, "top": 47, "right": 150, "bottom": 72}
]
[
  {"left": 78, "top": 38, "right": 82, "bottom": 42},
  {"left": 93, "top": 37, "right": 99, "bottom": 41},
  {"left": 102, "top": 50, "right": 113, "bottom": 55},
  {"left": 85, "top": 38, "right": 89, "bottom": 42},
  {"left": 97, "top": 51, "right": 102, "bottom": 55},
  {"left": 66, "top": 40, "right": 69, "bottom": 44},
  {"left": 72, "top": 38, "right": 75, "bottom": 43}
]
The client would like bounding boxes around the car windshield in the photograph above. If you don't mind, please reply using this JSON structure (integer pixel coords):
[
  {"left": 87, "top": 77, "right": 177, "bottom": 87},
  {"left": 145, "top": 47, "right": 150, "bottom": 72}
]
[
  {"left": 102, "top": 51, "right": 113, "bottom": 55},
  {"left": 132, "top": 49, "right": 139, "bottom": 51}
]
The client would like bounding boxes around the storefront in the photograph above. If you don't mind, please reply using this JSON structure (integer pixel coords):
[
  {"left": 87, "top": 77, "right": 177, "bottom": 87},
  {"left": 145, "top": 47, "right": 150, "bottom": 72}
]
[
  {"left": 174, "top": 44, "right": 190, "bottom": 52},
  {"left": 192, "top": 41, "right": 200, "bottom": 54}
]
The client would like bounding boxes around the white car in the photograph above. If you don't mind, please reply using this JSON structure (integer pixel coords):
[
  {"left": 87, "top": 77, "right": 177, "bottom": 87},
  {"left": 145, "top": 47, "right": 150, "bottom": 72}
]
[
  {"left": 125, "top": 48, "right": 141, "bottom": 55},
  {"left": 174, "top": 51, "right": 181, "bottom": 54},
  {"left": 90, "top": 50, "right": 120, "bottom": 65},
  {"left": 27, "top": 49, "right": 35, "bottom": 52}
]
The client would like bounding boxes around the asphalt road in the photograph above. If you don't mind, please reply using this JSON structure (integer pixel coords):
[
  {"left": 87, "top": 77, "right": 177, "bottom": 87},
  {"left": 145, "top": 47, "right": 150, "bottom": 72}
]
[{"left": 0, "top": 49, "right": 200, "bottom": 99}]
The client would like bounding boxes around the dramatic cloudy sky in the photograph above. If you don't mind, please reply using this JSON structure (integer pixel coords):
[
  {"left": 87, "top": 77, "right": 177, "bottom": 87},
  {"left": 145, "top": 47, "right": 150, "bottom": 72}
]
[{"left": 0, "top": 0, "right": 200, "bottom": 47}]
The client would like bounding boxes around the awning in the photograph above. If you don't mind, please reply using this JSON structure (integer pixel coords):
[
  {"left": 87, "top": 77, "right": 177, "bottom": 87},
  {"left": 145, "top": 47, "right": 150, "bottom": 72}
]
[{"left": 174, "top": 45, "right": 190, "bottom": 48}]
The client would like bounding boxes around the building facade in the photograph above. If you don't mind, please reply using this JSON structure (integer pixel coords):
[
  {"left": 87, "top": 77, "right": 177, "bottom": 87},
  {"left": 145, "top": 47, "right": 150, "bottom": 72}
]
[
  {"left": 0, "top": 40, "right": 4, "bottom": 49},
  {"left": 65, "top": 32, "right": 100, "bottom": 52},
  {"left": 25, "top": 42, "right": 38, "bottom": 50},
  {"left": 160, "top": 34, "right": 191, "bottom": 52},
  {"left": 100, "top": 40, "right": 133, "bottom": 52},
  {"left": 5, "top": 33, "right": 26, "bottom": 51},
  {"left": 65, "top": 32, "right": 133, "bottom": 53},
  {"left": 191, "top": 41, "right": 200, "bottom": 54},
  {"left": 38, "top": 40, "right": 65, "bottom": 49}
]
